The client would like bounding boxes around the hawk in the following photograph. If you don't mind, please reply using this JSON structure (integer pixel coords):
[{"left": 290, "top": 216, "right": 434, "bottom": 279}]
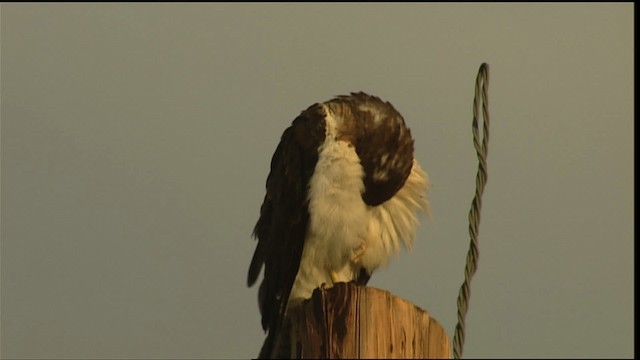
[{"left": 247, "top": 92, "right": 430, "bottom": 358}]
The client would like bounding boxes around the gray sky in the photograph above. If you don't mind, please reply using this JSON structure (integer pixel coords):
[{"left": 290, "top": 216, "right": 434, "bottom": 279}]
[{"left": 1, "top": 3, "right": 633, "bottom": 359}]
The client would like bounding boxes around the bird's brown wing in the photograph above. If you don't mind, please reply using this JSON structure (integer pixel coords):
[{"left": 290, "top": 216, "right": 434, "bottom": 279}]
[{"left": 247, "top": 103, "right": 326, "bottom": 358}]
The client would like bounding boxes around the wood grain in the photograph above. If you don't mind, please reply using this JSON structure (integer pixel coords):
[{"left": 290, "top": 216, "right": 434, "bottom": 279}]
[{"left": 284, "top": 282, "right": 451, "bottom": 359}]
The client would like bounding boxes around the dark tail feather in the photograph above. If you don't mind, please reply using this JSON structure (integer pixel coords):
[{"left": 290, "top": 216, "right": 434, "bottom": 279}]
[
  {"left": 247, "top": 243, "right": 265, "bottom": 287},
  {"left": 257, "top": 331, "right": 275, "bottom": 359},
  {"left": 257, "top": 316, "right": 292, "bottom": 359}
]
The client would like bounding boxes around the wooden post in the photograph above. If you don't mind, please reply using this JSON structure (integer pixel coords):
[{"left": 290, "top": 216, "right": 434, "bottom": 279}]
[{"left": 285, "top": 282, "right": 451, "bottom": 359}]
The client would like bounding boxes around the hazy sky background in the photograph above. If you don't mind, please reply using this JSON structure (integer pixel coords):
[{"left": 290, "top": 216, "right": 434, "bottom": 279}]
[{"left": 1, "top": 3, "right": 633, "bottom": 359}]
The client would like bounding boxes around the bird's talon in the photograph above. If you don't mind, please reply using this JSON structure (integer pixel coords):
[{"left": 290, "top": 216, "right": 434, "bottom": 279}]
[
  {"left": 351, "top": 242, "right": 366, "bottom": 262},
  {"left": 330, "top": 271, "right": 339, "bottom": 283}
]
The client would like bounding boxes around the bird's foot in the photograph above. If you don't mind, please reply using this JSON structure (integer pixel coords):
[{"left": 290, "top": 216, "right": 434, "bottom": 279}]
[
  {"left": 351, "top": 241, "right": 366, "bottom": 263},
  {"left": 330, "top": 271, "right": 339, "bottom": 283}
]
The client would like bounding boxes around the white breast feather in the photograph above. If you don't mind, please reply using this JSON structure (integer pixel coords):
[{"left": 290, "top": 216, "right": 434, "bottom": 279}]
[
  {"left": 360, "top": 160, "right": 430, "bottom": 271},
  {"left": 288, "top": 108, "right": 430, "bottom": 305}
]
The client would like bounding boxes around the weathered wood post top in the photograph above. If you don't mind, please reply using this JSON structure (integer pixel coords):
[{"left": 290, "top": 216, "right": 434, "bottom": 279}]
[{"left": 286, "top": 282, "right": 451, "bottom": 359}]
